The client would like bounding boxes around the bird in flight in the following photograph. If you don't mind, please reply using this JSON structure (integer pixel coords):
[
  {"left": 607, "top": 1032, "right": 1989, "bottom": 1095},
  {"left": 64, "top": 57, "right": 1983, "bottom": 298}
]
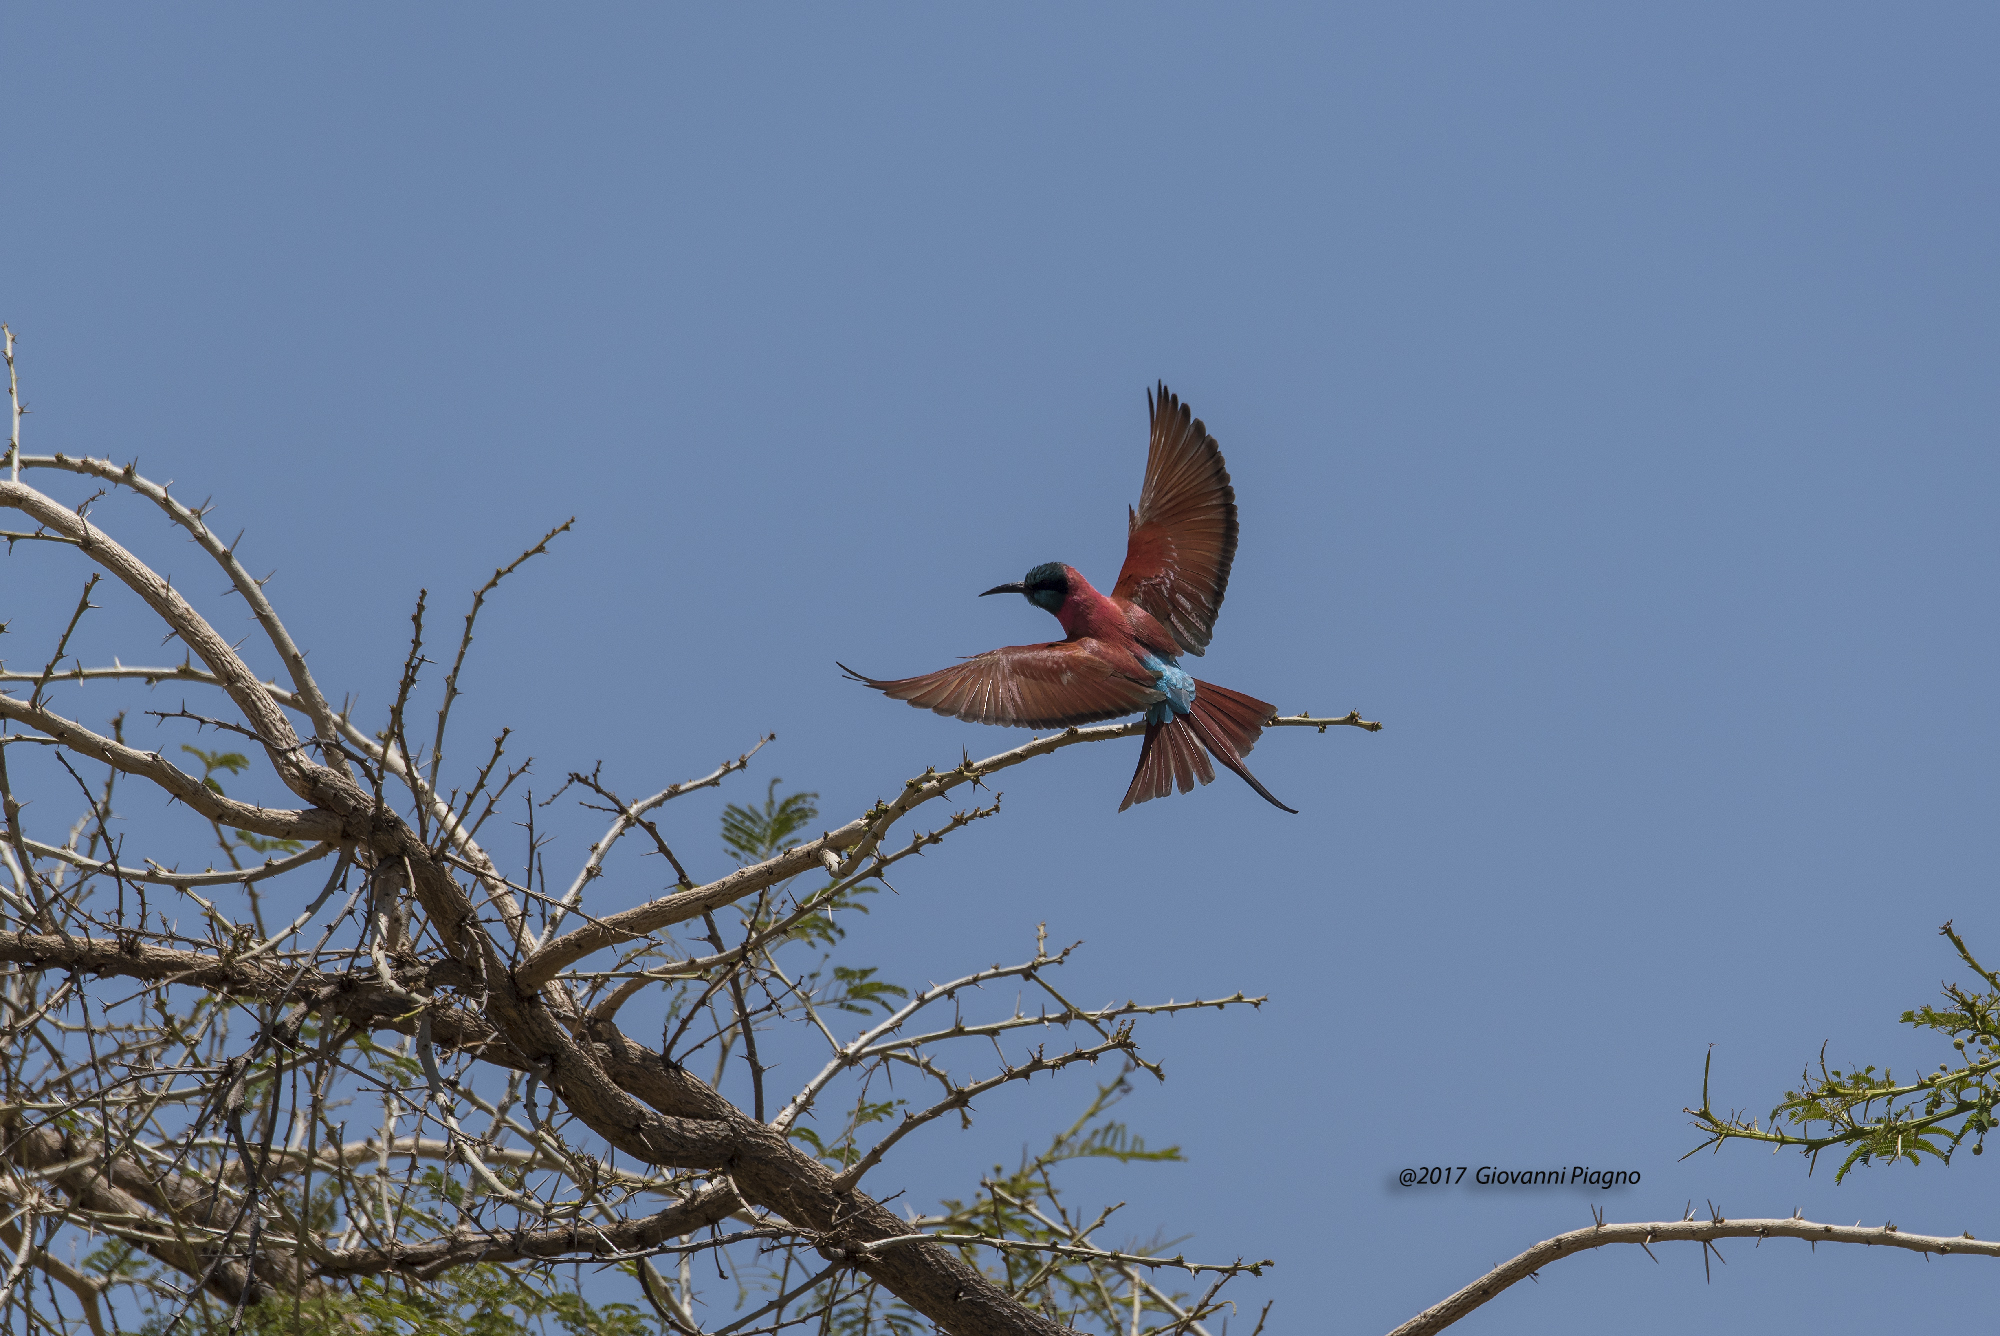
[{"left": 842, "top": 384, "right": 1294, "bottom": 813}]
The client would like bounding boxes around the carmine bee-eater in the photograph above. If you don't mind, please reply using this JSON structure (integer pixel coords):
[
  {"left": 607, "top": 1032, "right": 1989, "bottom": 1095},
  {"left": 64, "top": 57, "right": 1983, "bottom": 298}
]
[{"left": 842, "top": 384, "right": 1295, "bottom": 813}]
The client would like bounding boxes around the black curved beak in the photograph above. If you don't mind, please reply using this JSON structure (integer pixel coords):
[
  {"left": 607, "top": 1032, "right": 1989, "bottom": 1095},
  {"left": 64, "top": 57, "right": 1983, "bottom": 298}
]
[{"left": 980, "top": 582, "right": 1026, "bottom": 597}]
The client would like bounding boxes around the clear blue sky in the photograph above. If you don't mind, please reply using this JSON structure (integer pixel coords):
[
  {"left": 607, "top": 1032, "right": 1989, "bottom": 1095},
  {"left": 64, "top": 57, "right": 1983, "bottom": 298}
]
[{"left": 5, "top": 6, "right": 1999, "bottom": 1331}]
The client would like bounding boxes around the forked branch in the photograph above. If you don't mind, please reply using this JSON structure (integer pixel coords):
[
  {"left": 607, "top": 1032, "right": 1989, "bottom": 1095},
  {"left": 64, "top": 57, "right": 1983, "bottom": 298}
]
[{"left": 518, "top": 709, "right": 1377, "bottom": 989}]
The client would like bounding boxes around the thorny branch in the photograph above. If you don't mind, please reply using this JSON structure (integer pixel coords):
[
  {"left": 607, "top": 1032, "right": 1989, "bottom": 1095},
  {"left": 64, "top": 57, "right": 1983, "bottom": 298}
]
[
  {"left": 514, "top": 707, "right": 1378, "bottom": 991},
  {"left": 1687, "top": 922, "right": 2000, "bottom": 1180},
  {"left": 1388, "top": 1209, "right": 2000, "bottom": 1336}
]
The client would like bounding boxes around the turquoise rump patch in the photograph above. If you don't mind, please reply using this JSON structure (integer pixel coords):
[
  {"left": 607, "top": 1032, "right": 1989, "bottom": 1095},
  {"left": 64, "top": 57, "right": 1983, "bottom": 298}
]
[{"left": 1139, "top": 653, "right": 1196, "bottom": 725}]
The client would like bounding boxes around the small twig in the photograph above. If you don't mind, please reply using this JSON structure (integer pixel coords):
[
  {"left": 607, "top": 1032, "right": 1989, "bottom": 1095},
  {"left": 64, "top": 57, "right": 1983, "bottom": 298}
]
[
  {"left": 29, "top": 575, "right": 101, "bottom": 710},
  {"left": 832, "top": 1031, "right": 1140, "bottom": 1190},
  {"left": 428, "top": 519, "right": 573, "bottom": 794},
  {"left": 144, "top": 705, "right": 261, "bottom": 742},
  {"left": 545, "top": 738, "right": 774, "bottom": 946},
  {"left": 774, "top": 943, "right": 1082, "bottom": 1131},
  {"left": 4, "top": 325, "right": 20, "bottom": 484},
  {"left": 1270, "top": 710, "right": 1383, "bottom": 734}
]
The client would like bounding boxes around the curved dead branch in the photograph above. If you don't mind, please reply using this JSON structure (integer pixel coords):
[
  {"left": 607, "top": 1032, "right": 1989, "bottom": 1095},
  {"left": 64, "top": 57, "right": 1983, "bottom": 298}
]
[{"left": 1390, "top": 1212, "right": 2000, "bottom": 1336}]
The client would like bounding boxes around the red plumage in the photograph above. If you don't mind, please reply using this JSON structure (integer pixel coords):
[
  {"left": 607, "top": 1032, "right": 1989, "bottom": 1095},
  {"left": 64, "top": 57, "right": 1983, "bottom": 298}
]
[
  {"left": 1118, "top": 679, "right": 1293, "bottom": 813},
  {"left": 1113, "top": 386, "right": 1240, "bottom": 657},
  {"left": 844, "top": 384, "right": 1293, "bottom": 813},
  {"left": 842, "top": 639, "right": 1158, "bottom": 730}
]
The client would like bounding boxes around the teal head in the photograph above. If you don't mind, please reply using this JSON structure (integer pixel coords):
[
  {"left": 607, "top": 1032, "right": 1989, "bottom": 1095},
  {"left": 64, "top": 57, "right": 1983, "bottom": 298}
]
[{"left": 981, "top": 562, "right": 1069, "bottom": 614}]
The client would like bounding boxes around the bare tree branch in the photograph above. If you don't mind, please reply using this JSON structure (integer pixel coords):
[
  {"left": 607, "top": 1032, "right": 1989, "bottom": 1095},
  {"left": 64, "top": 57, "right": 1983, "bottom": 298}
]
[
  {"left": 1389, "top": 1212, "right": 2000, "bottom": 1336},
  {"left": 15, "top": 454, "right": 353, "bottom": 776},
  {"left": 428, "top": 518, "right": 575, "bottom": 795},
  {"left": 518, "top": 706, "right": 1371, "bottom": 989},
  {"left": 0, "top": 691, "right": 341, "bottom": 840},
  {"left": 21, "top": 836, "right": 337, "bottom": 888}
]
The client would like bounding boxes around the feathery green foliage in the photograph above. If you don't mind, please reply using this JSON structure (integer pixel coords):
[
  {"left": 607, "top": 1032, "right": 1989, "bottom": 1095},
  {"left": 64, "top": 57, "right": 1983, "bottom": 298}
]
[
  {"left": 720, "top": 779, "right": 819, "bottom": 864},
  {"left": 1690, "top": 921, "right": 2000, "bottom": 1180}
]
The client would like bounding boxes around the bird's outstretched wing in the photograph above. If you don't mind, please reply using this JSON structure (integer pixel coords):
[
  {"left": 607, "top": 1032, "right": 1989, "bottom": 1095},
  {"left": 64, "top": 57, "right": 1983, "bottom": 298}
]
[
  {"left": 1111, "top": 383, "right": 1238, "bottom": 656},
  {"left": 840, "top": 642, "right": 1158, "bottom": 729}
]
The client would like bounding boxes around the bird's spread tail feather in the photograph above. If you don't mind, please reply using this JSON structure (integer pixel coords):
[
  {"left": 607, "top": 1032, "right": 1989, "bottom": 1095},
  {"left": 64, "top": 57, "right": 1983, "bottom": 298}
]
[{"left": 1119, "top": 681, "right": 1296, "bottom": 813}]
